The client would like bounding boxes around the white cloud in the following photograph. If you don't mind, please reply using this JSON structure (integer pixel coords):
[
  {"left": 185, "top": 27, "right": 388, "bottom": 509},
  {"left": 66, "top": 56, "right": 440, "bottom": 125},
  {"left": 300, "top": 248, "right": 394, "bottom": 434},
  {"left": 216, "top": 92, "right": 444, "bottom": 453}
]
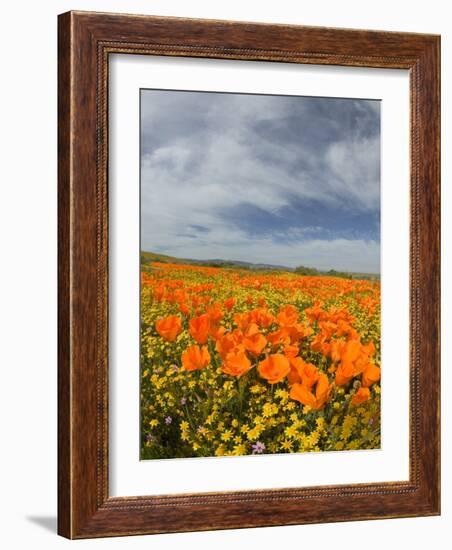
[
  {"left": 140, "top": 90, "right": 380, "bottom": 272},
  {"left": 141, "top": 193, "right": 380, "bottom": 272},
  {"left": 325, "top": 136, "right": 380, "bottom": 210},
  {"left": 145, "top": 221, "right": 380, "bottom": 273}
]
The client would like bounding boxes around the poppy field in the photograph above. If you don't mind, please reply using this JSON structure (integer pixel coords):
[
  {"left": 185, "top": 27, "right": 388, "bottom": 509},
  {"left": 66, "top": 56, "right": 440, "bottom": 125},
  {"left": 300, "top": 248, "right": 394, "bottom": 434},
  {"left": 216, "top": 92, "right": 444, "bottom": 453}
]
[{"left": 140, "top": 260, "right": 381, "bottom": 459}]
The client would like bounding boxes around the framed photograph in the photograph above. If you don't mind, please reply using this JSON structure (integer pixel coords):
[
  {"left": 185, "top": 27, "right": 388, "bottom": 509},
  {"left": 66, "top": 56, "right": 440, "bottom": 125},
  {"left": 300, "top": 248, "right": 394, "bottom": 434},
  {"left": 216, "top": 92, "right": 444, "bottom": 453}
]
[{"left": 58, "top": 11, "right": 440, "bottom": 538}]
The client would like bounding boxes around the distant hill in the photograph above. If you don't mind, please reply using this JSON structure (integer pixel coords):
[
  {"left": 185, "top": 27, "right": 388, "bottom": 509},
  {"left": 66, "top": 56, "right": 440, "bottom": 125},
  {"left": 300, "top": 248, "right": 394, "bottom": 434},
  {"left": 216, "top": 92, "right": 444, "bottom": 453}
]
[
  {"left": 295, "top": 264, "right": 380, "bottom": 281},
  {"left": 141, "top": 250, "right": 182, "bottom": 264},
  {"left": 141, "top": 251, "right": 291, "bottom": 272},
  {"left": 141, "top": 251, "right": 380, "bottom": 280},
  {"left": 193, "top": 258, "right": 291, "bottom": 271}
]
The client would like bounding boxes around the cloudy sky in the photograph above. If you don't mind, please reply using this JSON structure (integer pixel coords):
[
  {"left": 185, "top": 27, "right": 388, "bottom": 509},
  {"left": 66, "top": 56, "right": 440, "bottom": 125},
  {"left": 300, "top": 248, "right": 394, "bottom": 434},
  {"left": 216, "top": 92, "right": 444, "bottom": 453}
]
[{"left": 140, "top": 89, "right": 380, "bottom": 273}]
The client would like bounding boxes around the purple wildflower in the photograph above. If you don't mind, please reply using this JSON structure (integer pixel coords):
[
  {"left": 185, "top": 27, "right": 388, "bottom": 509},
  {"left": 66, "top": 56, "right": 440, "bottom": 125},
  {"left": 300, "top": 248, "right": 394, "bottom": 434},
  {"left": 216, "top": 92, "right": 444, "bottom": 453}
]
[
  {"left": 145, "top": 434, "right": 154, "bottom": 443},
  {"left": 165, "top": 416, "right": 172, "bottom": 425},
  {"left": 180, "top": 397, "right": 187, "bottom": 405},
  {"left": 171, "top": 364, "right": 179, "bottom": 372},
  {"left": 252, "top": 441, "right": 266, "bottom": 454}
]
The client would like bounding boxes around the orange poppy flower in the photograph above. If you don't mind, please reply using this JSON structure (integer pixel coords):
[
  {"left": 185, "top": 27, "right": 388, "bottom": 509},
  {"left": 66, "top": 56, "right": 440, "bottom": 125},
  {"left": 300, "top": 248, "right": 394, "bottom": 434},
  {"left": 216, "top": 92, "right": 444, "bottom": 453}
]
[
  {"left": 352, "top": 356, "right": 370, "bottom": 376},
  {"left": 289, "top": 372, "right": 331, "bottom": 410},
  {"left": 318, "top": 320, "right": 337, "bottom": 339},
  {"left": 336, "top": 320, "right": 357, "bottom": 338},
  {"left": 304, "top": 301, "right": 324, "bottom": 323},
  {"left": 153, "top": 285, "right": 165, "bottom": 302},
  {"left": 288, "top": 365, "right": 302, "bottom": 385},
  {"left": 276, "top": 304, "right": 299, "bottom": 327},
  {"left": 362, "top": 341, "right": 376, "bottom": 357},
  {"left": 283, "top": 344, "right": 299, "bottom": 359},
  {"left": 215, "top": 331, "right": 244, "bottom": 359},
  {"left": 250, "top": 308, "right": 275, "bottom": 328},
  {"left": 206, "top": 303, "right": 224, "bottom": 324},
  {"left": 155, "top": 315, "right": 182, "bottom": 342},
  {"left": 181, "top": 345, "right": 211, "bottom": 371},
  {"left": 289, "top": 382, "right": 317, "bottom": 408},
  {"left": 310, "top": 331, "right": 331, "bottom": 356},
  {"left": 351, "top": 387, "right": 371, "bottom": 405},
  {"left": 173, "top": 289, "right": 187, "bottom": 304},
  {"left": 341, "top": 339, "right": 362, "bottom": 364},
  {"left": 289, "top": 357, "right": 319, "bottom": 388},
  {"left": 287, "top": 323, "right": 313, "bottom": 343},
  {"left": 222, "top": 350, "right": 252, "bottom": 377},
  {"left": 329, "top": 339, "right": 345, "bottom": 362},
  {"left": 224, "top": 297, "right": 236, "bottom": 311},
  {"left": 243, "top": 332, "right": 267, "bottom": 356},
  {"left": 362, "top": 363, "right": 381, "bottom": 387},
  {"left": 315, "top": 373, "right": 332, "bottom": 408},
  {"left": 267, "top": 329, "right": 291, "bottom": 348},
  {"left": 334, "top": 338, "right": 376, "bottom": 384},
  {"left": 243, "top": 323, "right": 260, "bottom": 337},
  {"left": 320, "top": 341, "right": 331, "bottom": 356},
  {"left": 233, "top": 312, "right": 251, "bottom": 331},
  {"left": 209, "top": 324, "right": 225, "bottom": 341},
  {"left": 179, "top": 302, "right": 190, "bottom": 315},
  {"left": 301, "top": 361, "right": 320, "bottom": 389},
  {"left": 189, "top": 313, "right": 210, "bottom": 344},
  {"left": 258, "top": 354, "right": 290, "bottom": 384},
  {"left": 335, "top": 360, "right": 355, "bottom": 386},
  {"left": 310, "top": 332, "right": 327, "bottom": 353}
]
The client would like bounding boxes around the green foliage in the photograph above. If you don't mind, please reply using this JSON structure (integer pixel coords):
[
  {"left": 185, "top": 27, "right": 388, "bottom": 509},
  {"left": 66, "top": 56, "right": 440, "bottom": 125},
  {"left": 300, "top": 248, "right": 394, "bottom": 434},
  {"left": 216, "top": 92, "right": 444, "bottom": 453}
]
[
  {"left": 294, "top": 265, "right": 320, "bottom": 276},
  {"left": 326, "top": 269, "right": 353, "bottom": 279}
]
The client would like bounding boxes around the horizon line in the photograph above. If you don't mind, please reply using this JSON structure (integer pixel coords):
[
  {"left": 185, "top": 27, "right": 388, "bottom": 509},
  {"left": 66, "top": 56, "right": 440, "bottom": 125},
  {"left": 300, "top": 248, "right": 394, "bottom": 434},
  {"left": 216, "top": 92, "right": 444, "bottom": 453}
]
[{"left": 141, "top": 249, "right": 381, "bottom": 276}]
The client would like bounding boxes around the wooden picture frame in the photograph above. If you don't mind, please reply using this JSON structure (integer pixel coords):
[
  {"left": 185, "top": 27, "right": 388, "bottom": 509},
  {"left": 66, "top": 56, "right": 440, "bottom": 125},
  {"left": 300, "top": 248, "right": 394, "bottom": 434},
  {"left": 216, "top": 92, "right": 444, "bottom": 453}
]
[{"left": 58, "top": 10, "right": 440, "bottom": 539}]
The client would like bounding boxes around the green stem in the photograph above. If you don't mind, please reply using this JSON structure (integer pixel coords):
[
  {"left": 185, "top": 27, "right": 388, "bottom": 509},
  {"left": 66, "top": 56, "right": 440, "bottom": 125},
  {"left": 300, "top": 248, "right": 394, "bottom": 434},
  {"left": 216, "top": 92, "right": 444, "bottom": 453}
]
[
  {"left": 184, "top": 403, "right": 196, "bottom": 432},
  {"left": 237, "top": 377, "right": 246, "bottom": 420}
]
